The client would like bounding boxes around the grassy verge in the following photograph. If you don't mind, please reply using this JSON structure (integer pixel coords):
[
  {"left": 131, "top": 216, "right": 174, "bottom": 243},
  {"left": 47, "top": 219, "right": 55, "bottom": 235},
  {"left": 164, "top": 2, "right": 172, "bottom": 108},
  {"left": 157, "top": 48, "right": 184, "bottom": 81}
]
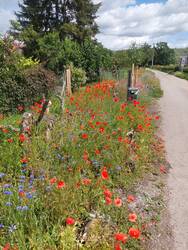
[
  {"left": 153, "top": 65, "right": 188, "bottom": 81},
  {"left": 0, "top": 79, "right": 162, "bottom": 250}
]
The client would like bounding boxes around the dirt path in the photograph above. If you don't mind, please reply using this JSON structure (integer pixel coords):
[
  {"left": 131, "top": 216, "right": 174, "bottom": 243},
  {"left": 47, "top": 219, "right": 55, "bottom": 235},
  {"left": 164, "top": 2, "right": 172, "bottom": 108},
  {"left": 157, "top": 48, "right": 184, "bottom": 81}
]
[{"left": 153, "top": 70, "right": 188, "bottom": 250}]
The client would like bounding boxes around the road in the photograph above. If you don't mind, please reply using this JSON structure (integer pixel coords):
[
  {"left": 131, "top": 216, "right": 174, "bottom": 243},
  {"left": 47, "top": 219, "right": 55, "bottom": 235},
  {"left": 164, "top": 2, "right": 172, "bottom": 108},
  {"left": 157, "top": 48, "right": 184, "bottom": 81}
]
[{"left": 154, "top": 70, "right": 188, "bottom": 250}]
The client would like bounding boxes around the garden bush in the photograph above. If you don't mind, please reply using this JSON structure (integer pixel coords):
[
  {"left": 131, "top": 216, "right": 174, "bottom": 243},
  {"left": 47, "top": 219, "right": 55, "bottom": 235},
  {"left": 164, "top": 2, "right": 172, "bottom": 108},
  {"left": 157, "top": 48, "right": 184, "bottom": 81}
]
[
  {"left": 71, "top": 64, "right": 87, "bottom": 91},
  {"left": 0, "top": 36, "right": 58, "bottom": 113}
]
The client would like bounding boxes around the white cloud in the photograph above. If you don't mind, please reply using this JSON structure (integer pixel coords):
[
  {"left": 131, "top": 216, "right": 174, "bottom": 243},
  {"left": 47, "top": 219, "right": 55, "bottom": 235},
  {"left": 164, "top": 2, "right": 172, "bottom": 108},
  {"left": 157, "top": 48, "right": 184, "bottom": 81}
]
[
  {"left": 95, "top": 0, "right": 188, "bottom": 49},
  {"left": 0, "top": 9, "right": 14, "bottom": 34},
  {"left": 0, "top": 0, "right": 188, "bottom": 49}
]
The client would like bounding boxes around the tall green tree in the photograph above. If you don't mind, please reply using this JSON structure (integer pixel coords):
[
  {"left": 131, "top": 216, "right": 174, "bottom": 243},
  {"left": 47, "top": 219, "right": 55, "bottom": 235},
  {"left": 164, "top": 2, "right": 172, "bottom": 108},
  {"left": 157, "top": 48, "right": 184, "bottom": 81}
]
[
  {"left": 13, "top": 0, "right": 100, "bottom": 42},
  {"left": 154, "top": 42, "right": 175, "bottom": 65}
]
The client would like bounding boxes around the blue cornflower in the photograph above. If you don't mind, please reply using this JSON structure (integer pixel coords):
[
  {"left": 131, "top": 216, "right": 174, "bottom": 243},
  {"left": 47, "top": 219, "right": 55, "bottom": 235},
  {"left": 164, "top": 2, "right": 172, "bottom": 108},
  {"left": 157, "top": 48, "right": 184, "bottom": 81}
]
[
  {"left": 0, "top": 173, "right": 5, "bottom": 178},
  {"left": 5, "top": 202, "right": 13, "bottom": 206},
  {"left": 30, "top": 174, "right": 35, "bottom": 179},
  {"left": 3, "top": 184, "right": 12, "bottom": 188},
  {"left": 22, "top": 205, "right": 29, "bottom": 211},
  {"left": 19, "top": 176, "right": 26, "bottom": 179},
  {"left": 0, "top": 223, "right": 4, "bottom": 229},
  {"left": 116, "top": 166, "right": 122, "bottom": 171},
  {"left": 38, "top": 175, "right": 45, "bottom": 181},
  {"left": 8, "top": 224, "right": 17, "bottom": 233},
  {"left": 16, "top": 205, "right": 29, "bottom": 211},
  {"left": 28, "top": 185, "right": 33, "bottom": 189},
  {"left": 19, "top": 179, "right": 25, "bottom": 183},
  {"left": 26, "top": 192, "right": 33, "bottom": 199},
  {"left": 3, "top": 190, "right": 13, "bottom": 195},
  {"left": 21, "top": 169, "right": 27, "bottom": 173}
]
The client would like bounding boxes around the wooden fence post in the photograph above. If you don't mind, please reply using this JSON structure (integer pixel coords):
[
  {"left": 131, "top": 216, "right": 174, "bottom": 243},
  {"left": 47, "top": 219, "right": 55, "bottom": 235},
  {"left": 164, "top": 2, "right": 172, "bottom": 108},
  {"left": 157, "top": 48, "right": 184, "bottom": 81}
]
[
  {"left": 66, "top": 66, "right": 72, "bottom": 96},
  {"left": 131, "top": 64, "right": 135, "bottom": 87}
]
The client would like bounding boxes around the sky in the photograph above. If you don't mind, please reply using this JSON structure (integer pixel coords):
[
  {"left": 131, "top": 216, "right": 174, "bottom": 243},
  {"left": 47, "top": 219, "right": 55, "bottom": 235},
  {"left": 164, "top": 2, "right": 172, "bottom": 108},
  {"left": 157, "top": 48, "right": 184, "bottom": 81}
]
[{"left": 0, "top": 0, "right": 188, "bottom": 50}]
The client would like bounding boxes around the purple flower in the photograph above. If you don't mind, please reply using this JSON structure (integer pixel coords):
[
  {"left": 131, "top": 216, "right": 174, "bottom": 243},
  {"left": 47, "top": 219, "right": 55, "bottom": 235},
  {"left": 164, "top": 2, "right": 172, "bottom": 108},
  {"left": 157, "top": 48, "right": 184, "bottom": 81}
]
[
  {"left": 26, "top": 192, "right": 33, "bottom": 199},
  {"left": 3, "top": 190, "right": 13, "bottom": 195},
  {"left": 16, "top": 205, "right": 29, "bottom": 211},
  {"left": 0, "top": 173, "right": 5, "bottom": 178},
  {"left": 0, "top": 224, "right": 4, "bottom": 229},
  {"left": 3, "top": 184, "right": 12, "bottom": 188},
  {"left": 5, "top": 202, "right": 12, "bottom": 206}
]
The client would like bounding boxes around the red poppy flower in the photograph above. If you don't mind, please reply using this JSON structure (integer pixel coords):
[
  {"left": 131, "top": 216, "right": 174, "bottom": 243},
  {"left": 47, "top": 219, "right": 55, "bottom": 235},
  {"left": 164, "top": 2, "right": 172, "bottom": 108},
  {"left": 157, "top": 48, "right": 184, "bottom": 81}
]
[
  {"left": 113, "top": 97, "right": 119, "bottom": 102},
  {"left": 114, "top": 233, "right": 128, "bottom": 243},
  {"left": 99, "top": 127, "right": 105, "bottom": 134},
  {"left": 2, "top": 128, "right": 8, "bottom": 133},
  {"left": 19, "top": 191, "right": 25, "bottom": 197},
  {"left": 155, "top": 116, "right": 160, "bottom": 120},
  {"left": 137, "top": 124, "right": 143, "bottom": 131},
  {"left": 114, "top": 243, "right": 122, "bottom": 250},
  {"left": 160, "top": 165, "right": 167, "bottom": 174},
  {"left": 20, "top": 157, "right": 28, "bottom": 164},
  {"left": 83, "top": 151, "right": 89, "bottom": 161},
  {"left": 66, "top": 217, "right": 75, "bottom": 225},
  {"left": 82, "top": 133, "right": 88, "bottom": 139},
  {"left": 19, "top": 133, "right": 27, "bottom": 143},
  {"left": 7, "top": 138, "right": 13, "bottom": 143},
  {"left": 101, "top": 167, "right": 109, "bottom": 180},
  {"left": 95, "top": 149, "right": 101, "bottom": 155},
  {"left": 103, "top": 188, "right": 112, "bottom": 198},
  {"left": 17, "top": 105, "right": 24, "bottom": 112},
  {"left": 105, "top": 196, "right": 112, "bottom": 205},
  {"left": 3, "top": 243, "right": 10, "bottom": 250},
  {"left": 82, "top": 178, "right": 92, "bottom": 185},
  {"left": 57, "top": 181, "right": 65, "bottom": 189},
  {"left": 128, "top": 213, "right": 137, "bottom": 222},
  {"left": 116, "top": 116, "right": 124, "bottom": 121},
  {"left": 127, "top": 195, "right": 135, "bottom": 203},
  {"left": 129, "top": 228, "right": 140, "bottom": 239},
  {"left": 114, "top": 198, "right": 122, "bottom": 207},
  {"left": 50, "top": 177, "right": 57, "bottom": 185},
  {"left": 96, "top": 121, "right": 101, "bottom": 126}
]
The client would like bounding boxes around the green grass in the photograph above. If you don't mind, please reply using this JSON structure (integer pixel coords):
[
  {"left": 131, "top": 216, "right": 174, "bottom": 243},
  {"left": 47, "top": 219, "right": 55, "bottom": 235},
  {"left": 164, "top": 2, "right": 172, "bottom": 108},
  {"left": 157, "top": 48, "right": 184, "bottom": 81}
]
[{"left": 0, "top": 114, "right": 22, "bottom": 128}]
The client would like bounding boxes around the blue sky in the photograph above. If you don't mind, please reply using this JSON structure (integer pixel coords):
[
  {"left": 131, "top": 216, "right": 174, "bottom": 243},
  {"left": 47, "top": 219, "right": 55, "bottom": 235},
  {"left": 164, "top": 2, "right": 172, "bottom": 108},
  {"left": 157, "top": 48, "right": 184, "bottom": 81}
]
[{"left": 0, "top": 0, "right": 188, "bottom": 50}]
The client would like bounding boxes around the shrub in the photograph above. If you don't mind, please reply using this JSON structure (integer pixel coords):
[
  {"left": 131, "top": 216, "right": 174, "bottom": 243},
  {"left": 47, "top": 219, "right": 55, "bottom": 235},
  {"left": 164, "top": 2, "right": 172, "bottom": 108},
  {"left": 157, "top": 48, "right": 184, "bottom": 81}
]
[
  {"left": 0, "top": 65, "right": 58, "bottom": 114},
  {"left": 23, "top": 65, "right": 58, "bottom": 101},
  {"left": 153, "top": 65, "right": 177, "bottom": 73},
  {"left": 71, "top": 64, "right": 87, "bottom": 91}
]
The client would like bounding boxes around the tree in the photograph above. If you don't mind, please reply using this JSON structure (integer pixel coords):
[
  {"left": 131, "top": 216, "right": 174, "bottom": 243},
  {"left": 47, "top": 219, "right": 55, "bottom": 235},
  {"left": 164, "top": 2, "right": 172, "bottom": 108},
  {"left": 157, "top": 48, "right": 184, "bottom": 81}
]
[
  {"left": 13, "top": 0, "right": 101, "bottom": 42},
  {"left": 71, "top": 0, "right": 101, "bottom": 42},
  {"left": 154, "top": 42, "right": 175, "bottom": 65}
]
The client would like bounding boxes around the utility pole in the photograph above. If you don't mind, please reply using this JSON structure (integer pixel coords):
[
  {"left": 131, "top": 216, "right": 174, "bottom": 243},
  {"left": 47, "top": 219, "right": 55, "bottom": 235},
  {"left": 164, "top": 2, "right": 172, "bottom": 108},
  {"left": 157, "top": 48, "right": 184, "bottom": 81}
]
[{"left": 151, "top": 43, "right": 155, "bottom": 68}]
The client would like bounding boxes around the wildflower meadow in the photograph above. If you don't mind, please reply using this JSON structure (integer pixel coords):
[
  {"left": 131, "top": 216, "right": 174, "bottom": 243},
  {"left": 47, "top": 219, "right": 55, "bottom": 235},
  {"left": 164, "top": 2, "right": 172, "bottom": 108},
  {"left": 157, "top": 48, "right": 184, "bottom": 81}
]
[{"left": 0, "top": 79, "right": 162, "bottom": 250}]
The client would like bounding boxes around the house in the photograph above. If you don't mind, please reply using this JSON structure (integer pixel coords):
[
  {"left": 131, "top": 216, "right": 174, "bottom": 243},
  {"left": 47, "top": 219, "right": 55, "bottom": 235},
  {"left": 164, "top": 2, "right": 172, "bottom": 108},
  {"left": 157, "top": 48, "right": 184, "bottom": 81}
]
[{"left": 180, "top": 55, "right": 188, "bottom": 68}]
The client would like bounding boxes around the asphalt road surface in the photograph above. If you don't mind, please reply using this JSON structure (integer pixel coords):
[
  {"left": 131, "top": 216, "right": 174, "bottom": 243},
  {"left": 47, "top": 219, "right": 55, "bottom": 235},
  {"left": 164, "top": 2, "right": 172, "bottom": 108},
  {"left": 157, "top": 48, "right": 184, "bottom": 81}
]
[{"left": 154, "top": 70, "right": 188, "bottom": 250}]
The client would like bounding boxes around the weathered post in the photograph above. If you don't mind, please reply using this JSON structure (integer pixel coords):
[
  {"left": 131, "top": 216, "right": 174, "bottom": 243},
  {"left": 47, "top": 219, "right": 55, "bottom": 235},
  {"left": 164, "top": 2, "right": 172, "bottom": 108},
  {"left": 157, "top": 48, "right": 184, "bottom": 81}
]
[
  {"left": 66, "top": 66, "right": 72, "bottom": 96},
  {"left": 131, "top": 63, "right": 135, "bottom": 87}
]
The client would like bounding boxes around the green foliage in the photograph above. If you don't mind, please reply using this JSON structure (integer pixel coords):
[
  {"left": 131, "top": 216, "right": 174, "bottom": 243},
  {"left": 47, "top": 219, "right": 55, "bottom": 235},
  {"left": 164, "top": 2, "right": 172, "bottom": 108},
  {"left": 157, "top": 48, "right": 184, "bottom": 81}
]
[
  {"left": 174, "top": 71, "right": 188, "bottom": 80},
  {"left": 127, "top": 42, "right": 153, "bottom": 67},
  {"left": 153, "top": 65, "right": 178, "bottom": 73},
  {"left": 16, "top": 56, "right": 39, "bottom": 70},
  {"left": 71, "top": 64, "right": 87, "bottom": 91},
  {"left": 13, "top": 0, "right": 101, "bottom": 43},
  {"left": 154, "top": 42, "right": 176, "bottom": 65},
  {"left": 0, "top": 37, "right": 57, "bottom": 113}
]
